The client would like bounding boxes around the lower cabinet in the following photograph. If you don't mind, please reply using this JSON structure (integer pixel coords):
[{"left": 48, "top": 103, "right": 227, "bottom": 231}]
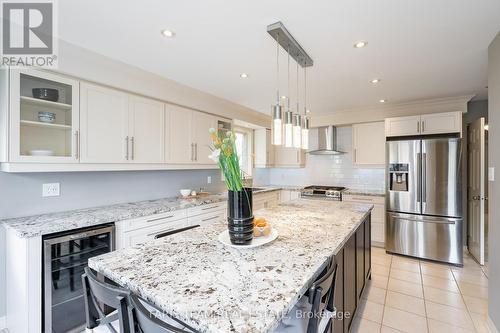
[
  {"left": 333, "top": 214, "right": 372, "bottom": 333},
  {"left": 280, "top": 190, "right": 300, "bottom": 203},
  {"left": 116, "top": 202, "right": 226, "bottom": 249},
  {"left": 253, "top": 191, "right": 280, "bottom": 210}
]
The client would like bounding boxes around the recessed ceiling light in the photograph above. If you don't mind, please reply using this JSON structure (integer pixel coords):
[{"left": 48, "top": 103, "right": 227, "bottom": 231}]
[
  {"left": 371, "top": 78, "right": 381, "bottom": 84},
  {"left": 379, "top": 99, "right": 387, "bottom": 103},
  {"left": 161, "top": 29, "right": 175, "bottom": 38},
  {"left": 354, "top": 41, "right": 368, "bottom": 48},
  {"left": 240, "top": 73, "right": 248, "bottom": 78}
]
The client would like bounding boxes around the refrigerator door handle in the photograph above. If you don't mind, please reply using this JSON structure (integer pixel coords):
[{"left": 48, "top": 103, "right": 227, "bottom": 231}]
[
  {"left": 422, "top": 152, "right": 427, "bottom": 205},
  {"left": 417, "top": 152, "right": 422, "bottom": 204},
  {"left": 394, "top": 216, "right": 457, "bottom": 225}
]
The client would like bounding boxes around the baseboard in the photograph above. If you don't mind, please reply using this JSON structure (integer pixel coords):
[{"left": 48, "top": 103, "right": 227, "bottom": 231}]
[
  {"left": 371, "top": 241, "right": 385, "bottom": 248},
  {"left": 488, "top": 316, "right": 499, "bottom": 333}
]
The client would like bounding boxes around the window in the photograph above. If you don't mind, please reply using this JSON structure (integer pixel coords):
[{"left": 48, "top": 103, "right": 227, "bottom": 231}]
[{"left": 234, "top": 127, "right": 253, "bottom": 178}]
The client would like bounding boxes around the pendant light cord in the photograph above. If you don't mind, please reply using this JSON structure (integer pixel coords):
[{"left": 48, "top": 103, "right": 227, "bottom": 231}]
[
  {"left": 287, "top": 45, "right": 291, "bottom": 111},
  {"left": 304, "top": 62, "right": 307, "bottom": 116},
  {"left": 296, "top": 58, "right": 300, "bottom": 114}
]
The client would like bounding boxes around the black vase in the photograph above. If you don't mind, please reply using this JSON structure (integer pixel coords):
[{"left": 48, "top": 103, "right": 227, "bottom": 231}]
[{"left": 227, "top": 188, "right": 254, "bottom": 245}]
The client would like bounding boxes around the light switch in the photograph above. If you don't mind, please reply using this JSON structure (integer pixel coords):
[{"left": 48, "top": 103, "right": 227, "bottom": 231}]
[
  {"left": 207, "top": 176, "right": 212, "bottom": 184},
  {"left": 489, "top": 167, "right": 495, "bottom": 182},
  {"left": 43, "top": 183, "right": 60, "bottom": 197}
]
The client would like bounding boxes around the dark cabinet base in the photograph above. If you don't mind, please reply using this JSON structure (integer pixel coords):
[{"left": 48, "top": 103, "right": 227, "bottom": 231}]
[{"left": 333, "top": 213, "right": 372, "bottom": 333}]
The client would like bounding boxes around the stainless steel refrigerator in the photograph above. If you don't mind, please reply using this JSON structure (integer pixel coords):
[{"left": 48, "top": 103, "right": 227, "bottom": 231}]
[{"left": 385, "top": 138, "right": 463, "bottom": 265}]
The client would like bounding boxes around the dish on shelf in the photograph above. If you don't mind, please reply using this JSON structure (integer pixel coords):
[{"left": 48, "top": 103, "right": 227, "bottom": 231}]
[
  {"left": 32, "top": 88, "right": 59, "bottom": 102},
  {"left": 29, "top": 150, "right": 54, "bottom": 156},
  {"left": 218, "top": 228, "right": 278, "bottom": 249},
  {"left": 38, "top": 112, "right": 56, "bottom": 123}
]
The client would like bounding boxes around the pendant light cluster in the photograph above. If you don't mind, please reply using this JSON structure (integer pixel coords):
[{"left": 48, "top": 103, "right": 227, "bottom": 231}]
[{"left": 268, "top": 22, "right": 313, "bottom": 150}]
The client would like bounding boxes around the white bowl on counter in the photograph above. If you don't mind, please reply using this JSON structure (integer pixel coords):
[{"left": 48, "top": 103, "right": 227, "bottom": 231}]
[{"left": 180, "top": 189, "right": 192, "bottom": 197}]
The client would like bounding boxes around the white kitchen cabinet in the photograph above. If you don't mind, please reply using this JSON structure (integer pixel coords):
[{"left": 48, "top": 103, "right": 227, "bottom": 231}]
[
  {"left": 6, "top": 68, "right": 80, "bottom": 163},
  {"left": 343, "top": 194, "right": 385, "bottom": 245},
  {"left": 274, "top": 146, "right": 306, "bottom": 168},
  {"left": 253, "top": 191, "right": 280, "bottom": 211},
  {"left": 254, "top": 128, "right": 275, "bottom": 168},
  {"left": 128, "top": 96, "right": 165, "bottom": 163},
  {"left": 385, "top": 112, "right": 462, "bottom": 137},
  {"left": 80, "top": 83, "right": 129, "bottom": 163},
  {"left": 352, "top": 122, "right": 385, "bottom": 167},
  {"left": 167, "top": 105, "right": 216, "bottom": 165},
  {"left": 187, "top": 202, "right": 226, "bottom": 227},
  {"left": 280, "top": 190, "right": 300, "bottom": 202},
  {"left": 116, "top": 210, "right": 188, "bottom": 249},
  {"left": 420, "top": 112, "right": 462, "bottom": 135},
  {"left": 385, "top": 115, "right": 421, "bottom": 137},
  {"left": 192, "top": 111, "right": 217, "bottom": 164}
]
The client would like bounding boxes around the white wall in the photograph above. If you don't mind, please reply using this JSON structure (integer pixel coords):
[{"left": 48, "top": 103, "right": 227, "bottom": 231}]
[
  {"left": 487, "top": 31, "right": 500, "bottom": 330},
  {"left": 255, "top": 126, "right": 385, "bottom": 191}
]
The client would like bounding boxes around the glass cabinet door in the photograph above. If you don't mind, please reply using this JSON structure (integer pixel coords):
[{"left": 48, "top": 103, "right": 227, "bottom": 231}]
[{"left": 9, "top": 68, "right": 80, "bottom": 163}]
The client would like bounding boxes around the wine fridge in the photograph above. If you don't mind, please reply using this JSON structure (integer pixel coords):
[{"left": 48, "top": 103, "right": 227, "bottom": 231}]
[{"left": 43, "top": 224, "right": 115, "bottom": 333}]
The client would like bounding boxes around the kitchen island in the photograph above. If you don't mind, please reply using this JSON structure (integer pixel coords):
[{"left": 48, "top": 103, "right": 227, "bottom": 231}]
[{"left": 89, "top": 199, "right": 373, "bottom": 333}]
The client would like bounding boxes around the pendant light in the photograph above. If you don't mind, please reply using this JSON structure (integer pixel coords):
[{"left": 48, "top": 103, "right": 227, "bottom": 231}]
[
  {"left": 292, "top": 58, "right": 302, "bottom": 149},
  {"left": 301, "top": 62, "right": 310, "bottom": 150},
  {"left": 283, "top": 45, "right": 293, "bottom": 148},
  {"left": 271, "top": 34, "right": 282, "bottom": 145}
]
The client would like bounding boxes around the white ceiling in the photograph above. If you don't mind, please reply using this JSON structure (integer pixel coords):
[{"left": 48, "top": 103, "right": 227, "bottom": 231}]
[{"left": 58, "top": 0, "right": 500, "bottom": 115}]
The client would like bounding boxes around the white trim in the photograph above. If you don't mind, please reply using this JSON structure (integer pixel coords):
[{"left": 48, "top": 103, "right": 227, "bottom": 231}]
[
  {"left": 0, "top": 316, "right": 6, "bottom": 329},
  {"left": 487, "top": 316, "right": 499, "bottom": 333}
]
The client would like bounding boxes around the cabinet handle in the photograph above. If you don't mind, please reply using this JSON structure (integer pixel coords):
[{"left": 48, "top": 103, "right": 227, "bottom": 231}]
[
  {"left": 147, "top": 227, "right": 174, "bottom": 237},
  {"left": 421, "top": 121, "right": 425, "bottom": 133},
  {"left": 191, "top": 143, "right": 194, "bottom": 161},
  {"left": 131, "top": 137, "right": 135, "bottom": 160},
  {"left": 352, "top": 197, "right": 374, "bottom": 202},
  {"left": 195, "top": 143, "right": 198, "bottom": 161},
  {"left": 125, "top": 136, "right": 129, "bottom": 160},
  {"left": 74, "top": 131, "right": 79, "bottom": 160},
  {"left": 417, "top": 122, "right": 420, "bottom": 133},
  {"left": 296, "top": 150, "right": 299, "bottom": 163},
  {"left": 354, "top": 148, "right": 357, "bottom": 163},
  {"left": 147, "top": 215, "right": 175, "bottom": 223},
  {"left": 201, "top": 215, "right": 220, "bottom": 222}
]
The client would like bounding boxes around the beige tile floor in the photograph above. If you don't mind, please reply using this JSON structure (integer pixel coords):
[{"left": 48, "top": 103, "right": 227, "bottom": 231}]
[{"left": 351, "top": 247, "right": 490, "bottom": 333}]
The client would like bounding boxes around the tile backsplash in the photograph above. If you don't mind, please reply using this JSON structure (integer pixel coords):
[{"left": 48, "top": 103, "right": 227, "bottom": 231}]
[{"left": 254, "top": 126, "right": 386, "bottom": 191}]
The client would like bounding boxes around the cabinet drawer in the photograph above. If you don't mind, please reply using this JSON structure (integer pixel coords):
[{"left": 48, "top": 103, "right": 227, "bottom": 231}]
[
  {"left": 343, "top": 194, "right": 385, "bottom": 205},
  {"left": 187, "top": 202, "right": 226, "bottom": 217},
  {"left": 119, "top": 218, "right": 187, "bottom": 248},
  {"left": 188, "top": 209, "right": 226, "bottom": 227},
  {"left": 117, "top": 209, "right": 187, "bottom": 232}
]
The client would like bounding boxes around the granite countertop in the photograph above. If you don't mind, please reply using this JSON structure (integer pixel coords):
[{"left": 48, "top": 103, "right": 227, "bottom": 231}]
[
  {"left": 343, "top": 189, "right": 385, "bottom": 197},
  {"left": 0, "top": 194, "right": 227, "bottom": 238},
  {"left": 89, "top": 199, "right": 373, "bottom": 333}
]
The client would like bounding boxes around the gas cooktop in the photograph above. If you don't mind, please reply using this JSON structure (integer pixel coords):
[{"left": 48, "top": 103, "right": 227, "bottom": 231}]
[{"left": 301, "top": 185, "right": 346, "bottom": 200}]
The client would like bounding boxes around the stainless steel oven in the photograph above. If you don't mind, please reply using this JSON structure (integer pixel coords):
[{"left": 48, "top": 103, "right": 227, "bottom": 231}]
[{"left": 43, "top": 225, "right": 115, "bottom": 333}]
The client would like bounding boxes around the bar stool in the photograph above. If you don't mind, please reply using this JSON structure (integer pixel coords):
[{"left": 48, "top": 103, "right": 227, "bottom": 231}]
[
  {"left": 129, "top": 294, "right": 198, "bottom": 333},
  {"left": 82, "top": 267, "right": 132, "bottom": 333},
  {"left": 274, "top": 257, "right": 337, "bottom": 333}
]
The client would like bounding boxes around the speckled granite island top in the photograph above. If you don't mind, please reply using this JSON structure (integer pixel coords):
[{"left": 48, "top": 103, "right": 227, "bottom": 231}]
[
  {"left": 1, "top": 194, "right": 227, "bottom": 238},
  {"left": 89, "top": 199, "right": 373, "bottom": 333}
]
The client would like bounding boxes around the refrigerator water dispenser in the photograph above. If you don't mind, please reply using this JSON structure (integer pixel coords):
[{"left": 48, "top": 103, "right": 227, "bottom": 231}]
[{"left": 389, "top": 163, "right": 409, "bottom": 191}]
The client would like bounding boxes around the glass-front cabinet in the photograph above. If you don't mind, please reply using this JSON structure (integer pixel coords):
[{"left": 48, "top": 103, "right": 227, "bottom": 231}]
[{"left": 9, "top": 68, "right": 79, "bottom": 163}]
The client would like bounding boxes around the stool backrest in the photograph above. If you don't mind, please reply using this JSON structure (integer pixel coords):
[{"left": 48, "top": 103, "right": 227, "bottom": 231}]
[
  {"left": 129, "top": 294, "right": 195, "bottom": 333},
  {"left": 82, "top": 267, "right": 131, "bottom": 333},
  {"left": 307, "top": 258, "right": 337, "bottom": 333}
]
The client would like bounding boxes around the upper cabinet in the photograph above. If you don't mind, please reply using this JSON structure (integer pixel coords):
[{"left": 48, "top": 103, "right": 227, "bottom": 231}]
[
  {"left": 352, "top": 122, "right": 385, "bottom": 167},
  {"left": 274, "top": 146, "right": 306, "bottom": 168},
  {"left": 8, "top": 69, "right": 80, "bottom": 163},
  {"left": 385, "top": 112, "right": 462, "bottom": 137},
  {"left": 80, "top": 83, "right": 129, "bottom": 163},
  {"left": 167, "top": 105, "right": 217, "bottom": 165},
  {"left": 128, "top": 96, "right": 165, "bottom": 163},
  {"left": 254, "top": 128, "right": 275, "bottom": 168}
]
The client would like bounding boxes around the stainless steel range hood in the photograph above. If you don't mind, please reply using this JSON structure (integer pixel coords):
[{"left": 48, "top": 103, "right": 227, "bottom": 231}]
[{"left": 308, "top": 125, "right": 346, "bottom": 155}]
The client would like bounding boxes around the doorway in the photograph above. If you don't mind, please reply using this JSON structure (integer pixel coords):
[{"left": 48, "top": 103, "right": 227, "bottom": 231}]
[{"left": 467, "top": 117, "right": 489, "bottom": 267}]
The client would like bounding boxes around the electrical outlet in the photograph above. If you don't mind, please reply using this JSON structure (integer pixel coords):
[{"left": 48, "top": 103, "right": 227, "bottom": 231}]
[
  {"left": 43, "top": 183, "right": 60, "bottom": 197},
  {"left": 207, "top": 176, "right": 212, "bottom": 184},
  {"left": 489, "top": 167, "right": 495, "bottom": 182}
]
